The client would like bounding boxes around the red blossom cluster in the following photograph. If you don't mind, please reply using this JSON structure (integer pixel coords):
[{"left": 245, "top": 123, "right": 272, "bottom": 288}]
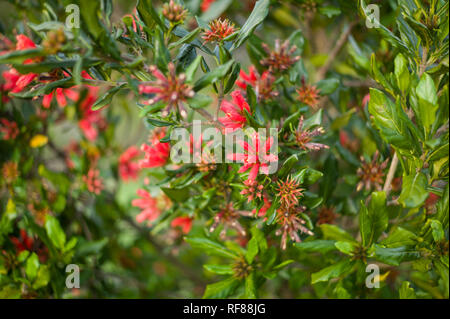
[
  {"left": 119, "top": 146, "right": 141, "bottom": 181},
  {"left": 139, "top": 128, "right": 171, "bottom": 168}
]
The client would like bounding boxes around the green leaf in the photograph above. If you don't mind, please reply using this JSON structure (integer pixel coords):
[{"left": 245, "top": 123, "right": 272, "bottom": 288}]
[
  {"left": 44, "top": 215, "right": 66, "bottom": 250},
  {"left": 168, "top": 28, "right": 201, "bottom": 50},
  {"left": 231, "top": 0, "right": 270, "bottom": 50},
  {"left": 11, "top": 78, "right": 73, "bottom": 99},
  {"left": 273, "top": 259, "right": 294, "bottom": 270},
  {"left": 194, "top": 60, "right": 234, "bottom": 91},
  {"left": 374, "top": 245, "right": 421, "bottom": 266},
  {"left": 359, "top": 0, "right": 411, "bottom": 55},
  {"left": 430, "top": 219, "right": 445, "bottom": 242},
  {"left": 293, "top": 167, "right": 323, "bottom": 185},
  {"left": 295, "top": 240, "right": 338, "bottom": 253},
  {"left": 399, "top": 281, "right": 416, "bottom": 299},
  {"left": 161, "top": 187, "right": 190, "bottom": 202},
  {"left": 398, "top": 172, "right": 428, "bottom": 209},
  {"left": 316, "top": 78, "right": 339, "bottom": 95},
  {"left": 416, "top": 73, "right": 439, "bottom": 135},
  {"left": 203, "top": 277, "right": 240, "bottom": 299},
  {"left": 0, "top": 286, "right": 21, "bottom": 299},
  {"left": 25, "top": 253, "right": 40, "bottom": 282},
  {"left": 12, "top": 57, "right": 101, "bottom": 74},
  {"left": 185, "top": 55, "right": 203, "bottom": 83},
  {"left": 244, "top": 273, "right": 257, "bottom": 299},
  {"left": 250, "top": 226, "right": 268, "bottom": 252},
  {"left": 185, "top": 237, "right": 239, "bottom": 259},
  {"left": 0, "top": 48, "right": 44, "bottom": 64},
  {"left": 335, "top": 241, "right": 357, "bottom": 255},
  {"left": 320, "top": 224, "right": 356, "bottom": 243},
  {"left": 187, "top": 94, "right": 212, "bottom": 109},
  {"left": 33, "top": 265, "right": 50, "bottom": 289},
  {"left": 435, "top": 259, "right": 449, "bottom": 297},
  {"left": 311, "top": 260, "right": 354, "bottom": 284},
  {"left": 380, "top": 227, "right": 418, "bottom": 248},
  {"left": 359, "top": 192, "right": 388, "bottom": 247},
  {"left": 245, "top": 237, "right": 259, "bottom": 264},
  {"left": 91, "top": 83, "right": 126, "bottom": 111},
  {"left": 370, "top": 54, "right": 394, "bottom": 94},
  {"left": 17, "top": 250, "right": 30, "bottom": 263},
  {"left": 394, "top": 53, "right": 410, "bottom": 93},
  {"left": 281, "top": 110, "right": 301, "bottom": 132},
  {"left": 368, "top": 88, "right": 417, "bottom": 151},
  {"left": 278, "top": 154, "right": 299, "bottom": 178},
  {"left": 146, "top": 117, "right": 174, "bottom": 127},
  {"left": 436, "top": 185, "right": 449, "bottom": 229},
  {"left": 224, "top": 62, "right": 241, "bottom": 94},
  {"left": 77, "top": 0, "right": 120, "bottom": 59},
  {"left": 203, "top": 264, "right": 234, "bottom": 275},
  {"left": 136, "top": 0, "right": 165, "bottom": 30}
]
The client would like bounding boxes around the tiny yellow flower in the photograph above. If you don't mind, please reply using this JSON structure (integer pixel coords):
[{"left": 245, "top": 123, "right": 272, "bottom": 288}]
[{"left": 30, "top": 134, "right": 48, "bottom": 148}]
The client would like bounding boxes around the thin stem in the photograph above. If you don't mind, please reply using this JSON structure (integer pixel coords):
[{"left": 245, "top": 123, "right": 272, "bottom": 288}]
[
  {"left": 383, "top": 152, "right": 399, "bottom": 197},
  {"left": 216, "top": 81, "right": 224, "bottom": 121},
  {"left": 418, "top": 46, "right": 428, "bottom": 77},
  {"left": 316, "top": 21, "right": 358, "bottom": 81}
]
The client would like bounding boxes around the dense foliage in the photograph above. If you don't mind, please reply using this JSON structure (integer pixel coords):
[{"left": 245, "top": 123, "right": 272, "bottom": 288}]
[{"left": 0, "top": 0, "right": 448, "bottom": 299}]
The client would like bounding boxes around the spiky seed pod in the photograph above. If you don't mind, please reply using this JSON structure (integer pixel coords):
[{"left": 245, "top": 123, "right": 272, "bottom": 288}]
[{"left": 260, "top": 39, "right": 301, "bottom": 73}]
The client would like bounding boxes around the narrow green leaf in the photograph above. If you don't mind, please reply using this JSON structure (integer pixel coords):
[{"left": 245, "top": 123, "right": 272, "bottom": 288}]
[
  {"left": 91, "top": 83, "right": 126, "bottom": 111},
  {"left": 185, "top": 237, "right": 239, "bottom": 259},
  {"left": 231, "top": 0, "right": 270, "bottom": 50},
  {"left": 311, "top": 260, "right": 354, "bottom": 284}
]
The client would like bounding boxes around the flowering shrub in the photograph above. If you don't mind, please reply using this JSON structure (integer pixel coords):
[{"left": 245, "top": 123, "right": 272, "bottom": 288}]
[{"left": 0, "top": 0, "right": 448, "bottom": 299}]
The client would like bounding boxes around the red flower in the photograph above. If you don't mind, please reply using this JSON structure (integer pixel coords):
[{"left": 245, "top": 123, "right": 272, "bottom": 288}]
[
  {"left": 138, "top": 63, "right": 194, "bottom": 118},
  {"left": 294, "top": 115, "right": 329, "bottom": 151},
  {"left": 139, "top": 128, "right": 170, "bottom": 168},
  {"left": 132, "top": 189, "right": 161, "bottom": 223},
  {"left": 275, "top": 206, "right": 313, "bottom": 250},
  {"left": 83, "top": 168, "right": 104, "bottom": 194},
  {"left": 119, "top": 146, "right": 140, "bottom": 181},
  {"left": 276, "top": 175, "right": 304, "bottom": 209},
  {"left": 227, "top": 132, "right": 278, "bottom": 182},
  {"left": 1, "top": 35, "right": 39, "bottom": 94},
  {"left": 10, "top": 229, "right": 33, "bottom": 253},
  {"left": 236, "top": 66, "right": 278, "bottom": 101},
  {"left": 297, "top": 84, "right": 320, "bottom": 109},
  {"left": 209, "top": 203, "right": 252, "bottom": 238},
  {"left": 202, "top": 18, "right": 237, "bottom": 43},
  {"left": 2, "top": 68, "right": 37, "bottom": 94},
  {"left": 9, "top": 229, "right": 48, "bottom": 263},
  {"left": 356, "top": 151, "right": 389, "bottom": 192},
  {"left": 200, "top": 0, "right": 215, "bottom": 12},
  {"left": 15, "top": 34, "right": 36, "bottom": 51},
  {"left": 240, "top": 179, "right": 264, "bottom": 203},
  {"left": 42, "top": 71, "right": 97, "bottom": 110},
  {"left": 252, "top": 196, "right": 271, "bottom": 217},
  {"left": 77, "top": 72, "right": 103, "bottom": 141},
  {"left": 0, "top": 118, "right": 19, "bottom": 140},
  {"left": 218, "top": 90, "right": 251, "bottom": 131},
  {"left": 42, "top": 86, "right": 79, "bottom": 108},
  {"left": 171, "top": 216, "right": 193, "bottom": 234}
]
